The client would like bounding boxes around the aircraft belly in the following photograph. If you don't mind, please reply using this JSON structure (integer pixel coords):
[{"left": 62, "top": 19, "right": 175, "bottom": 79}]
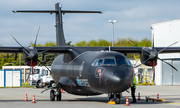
[
  {"left": 62, "top": 85, "right": 101, "bottom": 96},
  {"left": 59, "top": 76, "right": 101, "bottom": 95}
]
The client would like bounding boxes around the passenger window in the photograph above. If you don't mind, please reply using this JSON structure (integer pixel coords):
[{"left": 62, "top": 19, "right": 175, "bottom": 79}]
[
  {"left": 95, "top": 59, "right": 103, "bottom": 66},
  {"left": 116, "top": 58, "right": 127, "bottom": 66},
  {"left": 104, "top": 58, "right": 115, "bottom": 65}
]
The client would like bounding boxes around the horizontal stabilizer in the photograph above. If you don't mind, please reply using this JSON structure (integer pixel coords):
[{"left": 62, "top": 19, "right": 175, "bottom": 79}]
[
  {"left": 12, "top": 10, "right": 102, "bottom": 14},
  {"left": 61, "top": 10, "right": 102, "bottom": 14},
  {"left": 12, "top": 10, "right": 58, "bottom": 13}
]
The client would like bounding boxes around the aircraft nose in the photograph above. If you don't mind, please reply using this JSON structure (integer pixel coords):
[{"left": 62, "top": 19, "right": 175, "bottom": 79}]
[
  {"left": 108, "top": 73, "right": 121, "bottom": 84},
  {"left": 106, "top": 68, "right": 132, "bottom": 91}
]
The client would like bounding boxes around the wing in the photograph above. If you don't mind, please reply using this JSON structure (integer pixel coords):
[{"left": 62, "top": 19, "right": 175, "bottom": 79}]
[
  {"left": 0, "top": 46, "right": 70, "bottom": 53},
  {"left": 0, "top": 46, "right": 180, "bottom": 54}
]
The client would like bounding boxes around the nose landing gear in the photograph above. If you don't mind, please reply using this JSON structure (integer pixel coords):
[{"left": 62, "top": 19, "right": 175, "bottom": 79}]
[
  {"left": 41, "top": 82, "right": 62, "bottom": 101},
  {"left": 108, "top": 92, "right": 121, "bottom": 104},
  {"left": 50, "top": 84, "right": 61, "bottom": 101}
]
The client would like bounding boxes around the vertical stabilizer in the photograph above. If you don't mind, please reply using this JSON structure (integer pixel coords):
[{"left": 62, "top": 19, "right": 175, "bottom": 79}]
[
  {"left": 55, "top": 3, "right": 66, "bottom": 46},
  {"left": 13, "top": 3, "right": 102, "bottom": 47}
]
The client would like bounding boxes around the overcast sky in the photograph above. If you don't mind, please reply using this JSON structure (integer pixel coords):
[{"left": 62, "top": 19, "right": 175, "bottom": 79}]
[{"left": 0, "top": 0, "right": 180, "bottom": 46}]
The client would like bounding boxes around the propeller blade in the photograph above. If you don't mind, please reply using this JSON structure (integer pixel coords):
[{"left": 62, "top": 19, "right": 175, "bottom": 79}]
[
  {"left": 37, "top": 59, "right": 54, "bottom": 77},
  {"left": 145, "top": 38, "right": 151, "bottom": 47},
  {"left": 34, "top": 26, "right": 40, "bottom": 51},
  {"left": 158, "top": 41, "right": 178, "bottom": 53},
  {"left": 11, "top": 35, "right": 30, "bottom": 53},
  {"left": 142, "top": 47, "right": 151, "bottom": 56},
  {"left": 4, "top": 60, "right": 20, "bottom": 65},
  {"left": 31, "top": 61, "right": 34, "bottom": 76},
  {"left": 128, "top": 40, "right": 139, "bottom": 49},
  {"left": 134, "top": 56, "right": 140, "bottom": 67},
  {"left": 152, "top": 31, "right": 154, "bottom": 51},
  {"left": 128, "top": 40, "right": 150, "bottom": 56},
  {"left": 152, "top": 60, "right": 155, "bottom": 82},
  {"left": 158, "top": 58, "right": 178, "bottom": 71},
  {"left": 23, "top": 49, "right": 29, "bottom": 56},
  {"left": 134, "top": 57, "right": 151, "bottom": 68},
  {"left": 4, "top": 57, "right": 28, "bottom": 65}
]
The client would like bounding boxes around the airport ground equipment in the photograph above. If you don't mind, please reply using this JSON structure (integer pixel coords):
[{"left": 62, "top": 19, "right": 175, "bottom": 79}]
[{"left": 146, "top": 96, "right": 165, "bottom": 102}]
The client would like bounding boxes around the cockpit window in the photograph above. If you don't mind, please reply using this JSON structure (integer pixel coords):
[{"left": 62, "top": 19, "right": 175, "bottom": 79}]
[
  {"left": 116, "top": 58, "right": 127, "bottom": 66},
  {"left": 92, "top": 57, "right": 130, "bottom": 67},
  {"left": 94, "top": 59, "right": 103, "bottom": 66},
  {"left": 104, "top": 58, "right": 115, "bottom": 66},
  {"left": 92, "top": 59, "right": 98, "bottom": 66},
  {"left": 126, "top": 59, "right": 132, "bottom": 66}
]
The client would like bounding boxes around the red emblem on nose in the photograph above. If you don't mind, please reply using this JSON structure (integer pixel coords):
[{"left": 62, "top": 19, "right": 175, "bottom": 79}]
[
  {"left": 95, "top": 68, "right": 105, "bottom": 78},
  {"left": 98, "top": 69, "right": 102, "bottom": 76}
]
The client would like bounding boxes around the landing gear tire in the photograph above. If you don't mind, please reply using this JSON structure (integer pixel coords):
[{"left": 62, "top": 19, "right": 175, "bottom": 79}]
[
  {"left": 115, "top": 97, "right": 120, "bottom": 104},
  {"left": 57, "top": 93, "right": 61, "bottom": 101},
  {"left": 108, "top": 92, "right": 121, "bottom": 104},
  {"left": 108, "top": 93, "right": 114, "bottom": 101},
  {"left": 50, "top": 90, "right": 55, "bottom": 101},
  {"left": 115, "top": 93, "right": 120, "bottom": 104}
]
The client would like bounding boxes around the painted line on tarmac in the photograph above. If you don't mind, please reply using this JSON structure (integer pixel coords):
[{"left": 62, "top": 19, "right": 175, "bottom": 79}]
[
  {"left": 0, "top": 98, "right": 48, "bottom": 100},
  {"left": 167, "top": 103, "right": 180, "bottom": 105}
]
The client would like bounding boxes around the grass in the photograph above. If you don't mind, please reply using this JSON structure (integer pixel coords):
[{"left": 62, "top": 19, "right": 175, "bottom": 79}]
[
  {"left": 0, "top": 83, "right": 34, "bottom": 88},
  {"left": 22, "top": 83, "right": 35, "bottom": 88}
]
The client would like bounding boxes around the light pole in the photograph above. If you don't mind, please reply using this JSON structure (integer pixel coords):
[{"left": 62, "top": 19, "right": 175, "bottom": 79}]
[{"left": 109, "top": 20, "right": 118, "bottom": 47}]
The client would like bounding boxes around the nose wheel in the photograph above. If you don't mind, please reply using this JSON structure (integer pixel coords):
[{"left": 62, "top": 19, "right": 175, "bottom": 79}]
[
  {"left": 50, "top": 89, "right": 62, "bottom": 101},
  {"left": 50, "top": 83, "right": 62, "bottom": 101},
  {"left": 108, "top": 92, "right": 121, "bottom": 104},
  {"left": 50, "top": 90, "right": 55, "bottom": 101}
]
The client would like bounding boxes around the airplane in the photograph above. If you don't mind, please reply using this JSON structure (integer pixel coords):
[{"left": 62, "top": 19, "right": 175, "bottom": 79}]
[{"left": 0, "top": 3, "right": 180, "bottom": 104}]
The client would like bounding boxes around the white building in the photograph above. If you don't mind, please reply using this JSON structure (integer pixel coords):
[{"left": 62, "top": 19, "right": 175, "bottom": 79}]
[{"left": 152, "top": 19, "right": 180, "bottom": 85}]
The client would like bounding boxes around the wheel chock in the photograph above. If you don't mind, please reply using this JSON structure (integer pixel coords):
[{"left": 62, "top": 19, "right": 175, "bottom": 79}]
[{"left": 108, "top": 101, "right": 115, "bottom": 104}]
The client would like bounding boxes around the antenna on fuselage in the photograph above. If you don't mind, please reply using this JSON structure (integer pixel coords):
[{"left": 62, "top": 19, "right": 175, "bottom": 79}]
[{"left": 13, "top": 3, "right": 102, "bottom": 47}]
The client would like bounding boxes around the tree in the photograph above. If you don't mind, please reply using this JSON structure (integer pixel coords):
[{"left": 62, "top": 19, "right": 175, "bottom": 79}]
[
  {"left": 74, "top": 38, "right": 151, "bottom": 58},
  {"left": 0, "top": 53, "right": 24, "bottom": 69},
  {"left": 0, "top": 38, "right": 151, "bottom": 69},
  {"left": 74, "top": 40, "right": 88, "bottom": 46}
]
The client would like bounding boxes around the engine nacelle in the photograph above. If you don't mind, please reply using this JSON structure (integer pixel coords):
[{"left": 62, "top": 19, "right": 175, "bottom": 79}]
[
  {"left": 140, "top": 47, "right": 157, "bottom": 66},
  {"left": 22, "top": 47, "right": 38, "bottom": 66}
]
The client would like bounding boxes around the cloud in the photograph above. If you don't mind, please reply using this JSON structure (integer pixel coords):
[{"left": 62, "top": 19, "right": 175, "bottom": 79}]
[{"left": 1, "top": 0, "right": 180, "bottom": 46}]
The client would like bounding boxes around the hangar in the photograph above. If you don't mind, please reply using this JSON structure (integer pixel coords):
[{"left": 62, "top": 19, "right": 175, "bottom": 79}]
[{"left": 153, "top": 19, "right": 180, "bottom": 85}]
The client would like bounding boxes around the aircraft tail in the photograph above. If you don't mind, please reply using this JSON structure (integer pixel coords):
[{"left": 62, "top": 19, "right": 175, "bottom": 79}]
[{"left": 13, "top": 3, "right": 102, "bottom": 47}]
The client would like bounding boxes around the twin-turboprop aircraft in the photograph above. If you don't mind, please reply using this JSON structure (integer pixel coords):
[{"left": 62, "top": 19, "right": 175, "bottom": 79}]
[{"left": 1, "top": 3, "right": 180, "bottom": 104}]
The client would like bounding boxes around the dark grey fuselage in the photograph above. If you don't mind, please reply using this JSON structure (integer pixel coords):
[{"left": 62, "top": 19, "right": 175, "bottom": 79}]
[{"left": 51, "top": 51, "right": 133, "bottom": 96}]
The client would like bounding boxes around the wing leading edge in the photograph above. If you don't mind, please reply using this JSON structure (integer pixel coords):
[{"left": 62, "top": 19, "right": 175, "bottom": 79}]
[{"left": 0, "top": 46, "right": 180, "bottom": 54}]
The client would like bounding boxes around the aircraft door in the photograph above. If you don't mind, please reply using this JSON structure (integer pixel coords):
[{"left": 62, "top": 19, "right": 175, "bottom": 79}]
[
  {"left": 69, "top": 64, "right": 74, "bottom": 78},
  {"left": 73, "top": 61, "right": 84, "bottom": 78},
  {"left": 79, "top": 61, "right": 84, "bottom": 77}
]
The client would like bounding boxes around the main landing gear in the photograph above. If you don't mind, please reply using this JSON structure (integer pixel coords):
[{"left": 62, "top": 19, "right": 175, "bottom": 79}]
[
  {"left": 50, "top": 85, "right": 61, "bottom": 101},
  {"left": 41, "top": 82, "right": 62, "bottom": 101},
  {"left": 108, "top": 92, "right": 121, "bottom": 104}
]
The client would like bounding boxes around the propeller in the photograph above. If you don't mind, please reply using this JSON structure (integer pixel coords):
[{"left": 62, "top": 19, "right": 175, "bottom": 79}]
[
  {"left": 7, "top": 27, "right": 58, "bottom": 77},
  {"left": 129, "top": 33, "right": 178, "bottom": 83}
]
